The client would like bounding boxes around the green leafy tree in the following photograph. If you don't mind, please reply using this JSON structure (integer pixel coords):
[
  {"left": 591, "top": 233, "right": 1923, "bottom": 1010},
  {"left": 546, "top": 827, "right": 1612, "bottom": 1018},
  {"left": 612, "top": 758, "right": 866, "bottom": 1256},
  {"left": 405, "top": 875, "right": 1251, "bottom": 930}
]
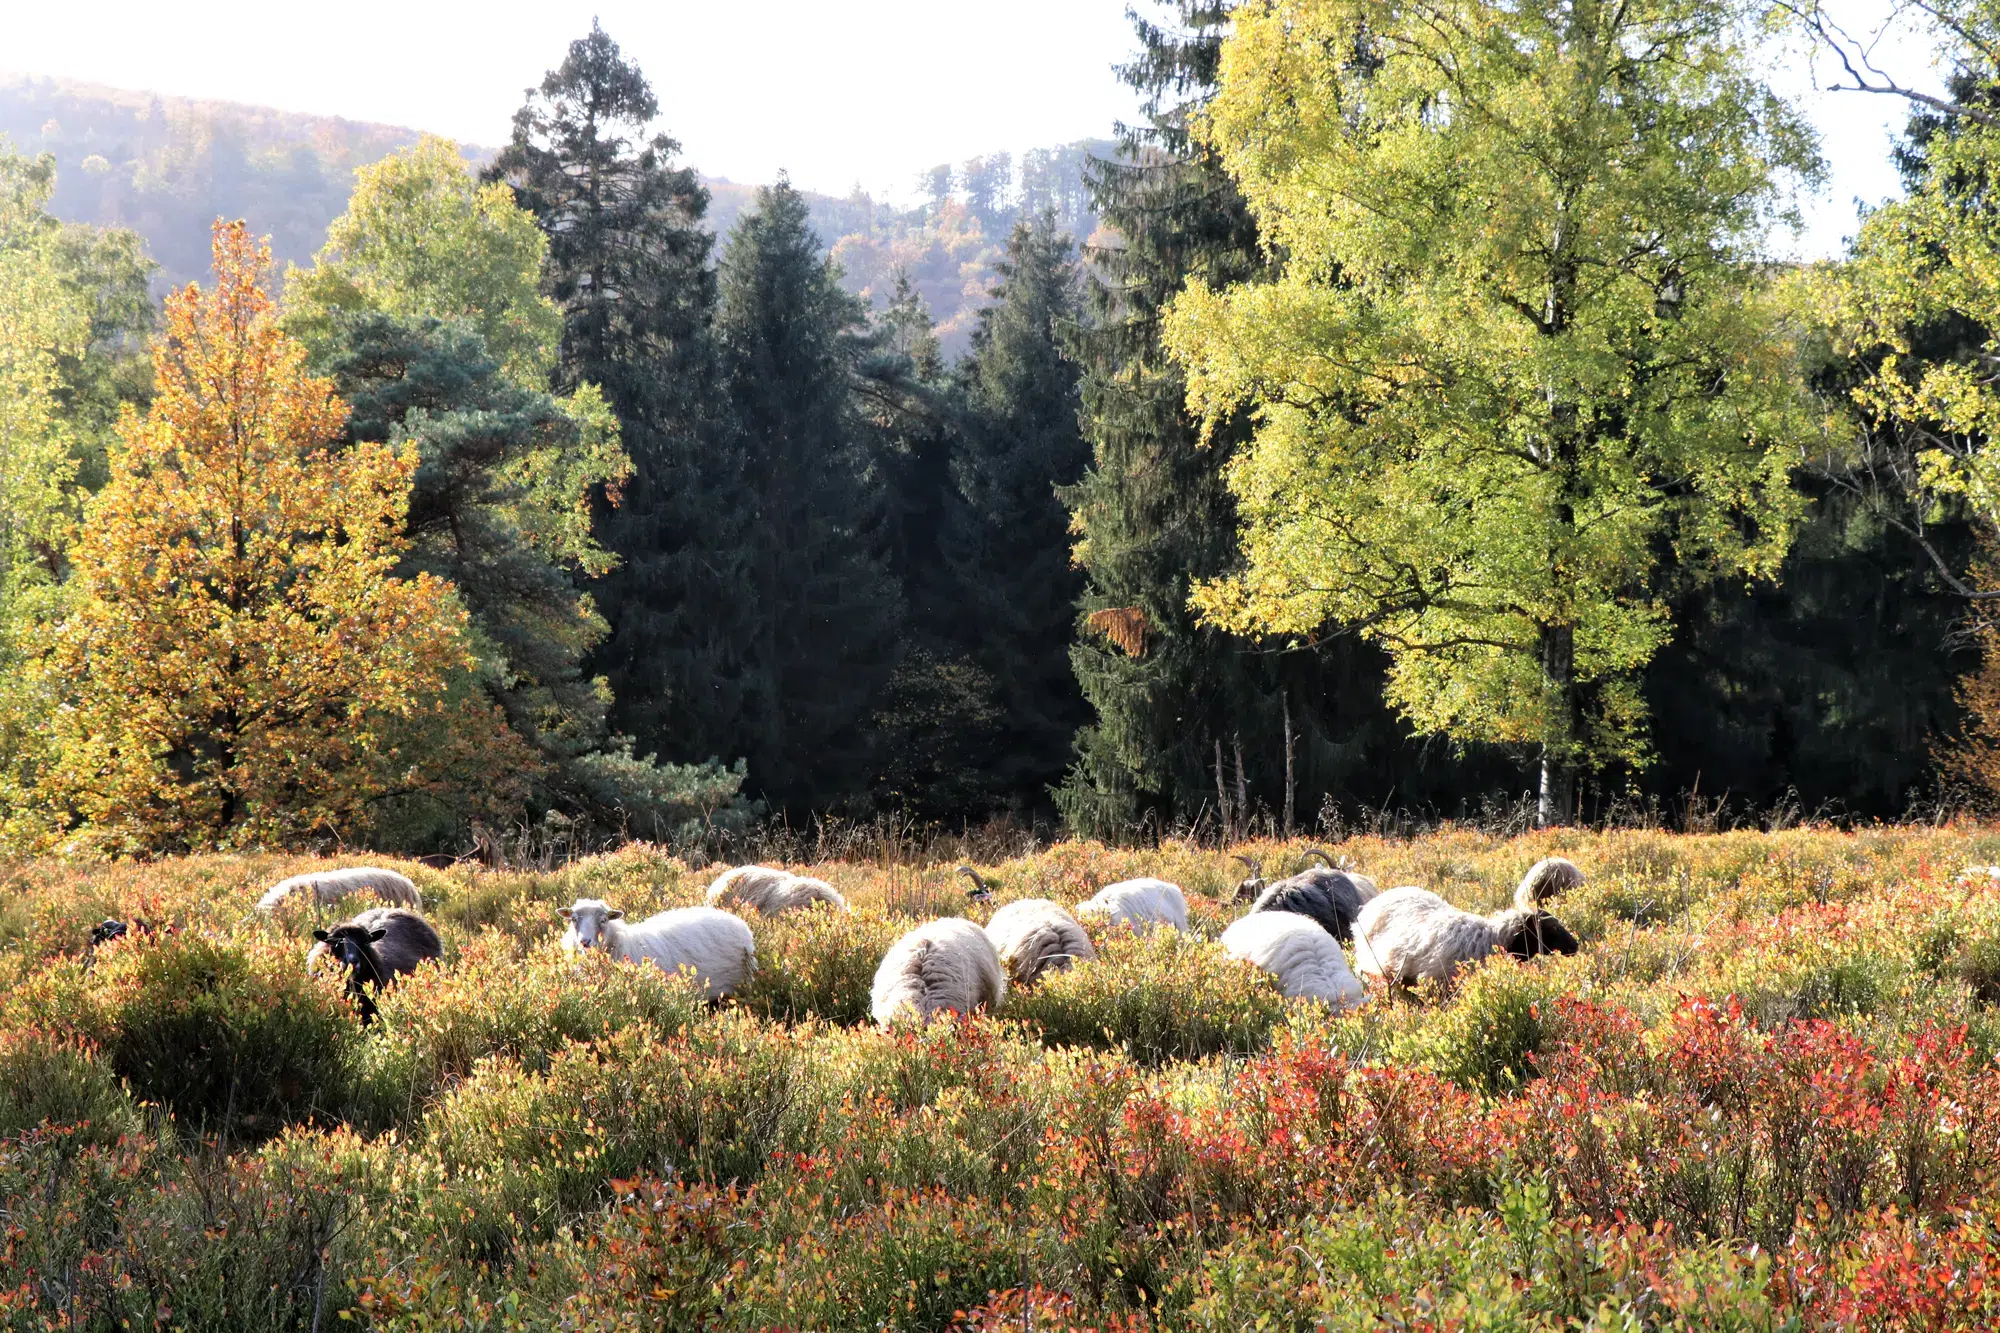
[
  {"left": 948, "top": 215, "right": 1092, "bottom": 810},
  {"left": 286, "top": 135, "right": 562, "bottom": 390},
  {"left": 1166, "top": 0, "right": 1821, "bottom": 823},
  {"left": 715, "top": 181, "right": 903, "bottom": 812},
  {"left": 488, "top": 24, "right": 757, "bottom": 787}
]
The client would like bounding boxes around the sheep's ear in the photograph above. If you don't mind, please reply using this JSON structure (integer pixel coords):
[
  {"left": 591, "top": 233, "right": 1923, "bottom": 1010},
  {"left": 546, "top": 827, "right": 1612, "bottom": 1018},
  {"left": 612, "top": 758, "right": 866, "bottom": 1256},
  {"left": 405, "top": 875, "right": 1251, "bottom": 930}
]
[
  {"left": 312, "top": 929, "right": 330, "bottom": 942},
  {"left": 368, "top": 928, "right": 387, "bottom": 942},
  {"left": 605, "top": 909, "right": 625, "bottom": 920}
]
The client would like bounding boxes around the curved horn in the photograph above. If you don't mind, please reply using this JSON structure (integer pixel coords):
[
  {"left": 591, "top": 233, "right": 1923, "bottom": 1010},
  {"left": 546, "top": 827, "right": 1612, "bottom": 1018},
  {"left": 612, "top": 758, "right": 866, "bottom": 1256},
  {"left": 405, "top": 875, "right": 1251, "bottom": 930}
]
[
  {"left": 1232, "top": 853, "right": 1263, "bottom": 876},
  {"left": 1300, "top": 847, "right": 1337, "bottom": 868},
  {"left": 956, "top": 865, "right": 991, "bottom": 895}
]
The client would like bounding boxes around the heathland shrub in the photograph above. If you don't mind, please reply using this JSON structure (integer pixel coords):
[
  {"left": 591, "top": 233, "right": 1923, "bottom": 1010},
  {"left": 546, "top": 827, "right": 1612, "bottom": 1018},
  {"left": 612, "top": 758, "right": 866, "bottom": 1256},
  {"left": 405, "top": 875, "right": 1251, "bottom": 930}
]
[
  {"left": 0, "top": 1028, "right": 141, "bottom": 1146},
  {"left": 422, "top": 1014, "right": 807, "bottom": 1248},
  {"left": 11, "top": 931, "right": 361, "bottom": 1138},
  {"left": 347, "top": 932, "right": 709, "bottom": 1131},
  {"left": 1007, "top": 927, "right": 1291, "bottom": 1063},
  {"left": 1384, "top": 956, "right": 1578, "bottom": 1096},
  {"left": 738, "top": 905, "right": 906, "bottom": 1025}
]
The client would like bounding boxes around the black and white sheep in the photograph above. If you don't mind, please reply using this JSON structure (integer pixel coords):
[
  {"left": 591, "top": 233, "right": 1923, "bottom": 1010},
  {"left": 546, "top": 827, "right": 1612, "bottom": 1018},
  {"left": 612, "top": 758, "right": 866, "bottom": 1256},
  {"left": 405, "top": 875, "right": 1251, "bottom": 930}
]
[
  {"left": 983, "top": 898, "right": 1097, "bottom": 987},
  {"left": 1247, "top": 860, "right": 1381, "bottom": 945},
  {"left": 560, "top": 899, "right": 755, "bottom": 999},
  {"left": 310, "top": 907, "right": 443, "bottom": 1024},
  {"left": 704, "top": 865, "right": 846, "bottom": 916},
  {"left": 870, "top": 917, "right": 1006, "bottom": 1027},
  {"left": 1351, "top": 857, "right": 1582, "bottom": 987},
  {"left": 1074, "top": 877, "right": 1189, "bottom": 933},
  {"left": 958, "top": 865, "right": 996, "bottom": 903},
  {"left": 258, "top": 866, "right": 422, "bottom": 913},
  {"left": 1220, "top": 911, "right": 1368, "bottom": 1009}
]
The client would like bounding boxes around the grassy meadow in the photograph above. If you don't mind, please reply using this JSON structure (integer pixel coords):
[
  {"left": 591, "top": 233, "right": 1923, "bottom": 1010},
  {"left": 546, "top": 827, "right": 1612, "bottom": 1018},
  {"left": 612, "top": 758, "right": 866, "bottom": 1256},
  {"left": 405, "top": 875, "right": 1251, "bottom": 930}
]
[{"left": 7, "top": 826, "right": 2000, "bottom": 1328}]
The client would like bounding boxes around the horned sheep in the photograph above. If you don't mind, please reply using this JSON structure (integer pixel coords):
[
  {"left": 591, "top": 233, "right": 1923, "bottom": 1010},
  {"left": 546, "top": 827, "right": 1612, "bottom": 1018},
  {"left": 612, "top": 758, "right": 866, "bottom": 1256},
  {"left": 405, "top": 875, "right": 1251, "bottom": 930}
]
[
  {"left": 309, "top": 906, "right": 443, "bottom": 1024},
  {"left": 983, "top": 898, "right": 1097, "bottom": 987},
  {"left": 561, "top": 899, "right": 755, "bottom": 1000},
  {"left": 1074, "top": 877, "right": 1189, "bottom": 933},
  {"left": 1351, "top": 856, "right": 1583, "bottom": 987},
  {"left": 257, "top": 866, "right": 422, "bottom": 913},
  {"left": 870, "top": 917, "right": 1006, "bottom": 1027},
  {"left": 704, "top": 865, "right": 847, "bottom": 916},
  {"left": 1220, "top": 911, "right": 1368, "bottom": 1009}
]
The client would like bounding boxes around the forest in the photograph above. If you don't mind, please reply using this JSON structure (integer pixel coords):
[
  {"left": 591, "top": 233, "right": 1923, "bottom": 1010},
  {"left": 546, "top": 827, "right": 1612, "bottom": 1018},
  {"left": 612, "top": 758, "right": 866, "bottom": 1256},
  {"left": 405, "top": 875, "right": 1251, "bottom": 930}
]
[{"left": 0, "top": 0, "right": 1994, "bottom": 860}]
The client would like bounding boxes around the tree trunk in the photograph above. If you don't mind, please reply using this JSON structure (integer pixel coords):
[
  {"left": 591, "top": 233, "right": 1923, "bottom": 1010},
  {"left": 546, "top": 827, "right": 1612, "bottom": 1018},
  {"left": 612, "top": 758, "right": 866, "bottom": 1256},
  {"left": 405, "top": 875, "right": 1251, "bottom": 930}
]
[
  {"left": 1282, "top": 689, "right": 1296, "bottom": 839},
  {"left": 1536, "top": 623, "right": 1578, "bottom": 827},
  {"left": 1232, "top": 734, "right": 1248, "bottom": 837},
  {"left": 1214, "top": 738, "right": 1232, "bottom": 844}
]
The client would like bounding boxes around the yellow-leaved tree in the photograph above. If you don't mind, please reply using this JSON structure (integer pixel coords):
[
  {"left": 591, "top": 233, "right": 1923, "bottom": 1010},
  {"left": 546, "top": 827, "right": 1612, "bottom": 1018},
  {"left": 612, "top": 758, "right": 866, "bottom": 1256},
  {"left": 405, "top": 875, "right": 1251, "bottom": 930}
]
[{"left": 26, "top": 220, "right": 521, "bottom": 853}]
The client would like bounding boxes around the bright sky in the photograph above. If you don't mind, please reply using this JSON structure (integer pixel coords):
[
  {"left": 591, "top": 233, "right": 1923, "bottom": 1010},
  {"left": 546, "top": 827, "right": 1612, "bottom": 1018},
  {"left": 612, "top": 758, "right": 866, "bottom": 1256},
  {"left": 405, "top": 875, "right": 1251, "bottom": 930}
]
[{"left": 0, "top": 0, "right": 1961, "bottom": 257}]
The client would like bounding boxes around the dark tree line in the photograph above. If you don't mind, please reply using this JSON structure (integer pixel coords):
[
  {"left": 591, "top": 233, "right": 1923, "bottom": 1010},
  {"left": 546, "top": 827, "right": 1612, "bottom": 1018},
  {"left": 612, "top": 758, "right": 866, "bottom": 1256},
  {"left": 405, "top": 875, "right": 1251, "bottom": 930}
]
[{"left": 469, "top": 17, "right": 1975, "bottom": 834}]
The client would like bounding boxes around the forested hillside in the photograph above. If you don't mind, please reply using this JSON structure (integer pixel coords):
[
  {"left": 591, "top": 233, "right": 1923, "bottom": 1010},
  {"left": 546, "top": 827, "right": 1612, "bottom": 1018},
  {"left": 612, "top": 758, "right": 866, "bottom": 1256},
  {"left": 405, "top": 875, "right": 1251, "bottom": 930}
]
[{"left": 0, "top": 73, "right": 1102, "bottom": 349}]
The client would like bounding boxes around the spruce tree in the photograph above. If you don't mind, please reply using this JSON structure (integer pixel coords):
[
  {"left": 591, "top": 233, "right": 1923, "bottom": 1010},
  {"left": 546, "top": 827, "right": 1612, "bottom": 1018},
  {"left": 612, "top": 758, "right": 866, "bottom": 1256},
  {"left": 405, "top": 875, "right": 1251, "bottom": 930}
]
[
  {"left": 715, "top": 181, "right": 902, "bottom": 812},
  {"left": 949, "top": 215, "right": 1093, "bottom": 809},
  {"left": 1058, "top": 1, "right": 1477, "bottom": 837},
  {"left": 487, "top": 24, "right": 756, "bottom": 773}
]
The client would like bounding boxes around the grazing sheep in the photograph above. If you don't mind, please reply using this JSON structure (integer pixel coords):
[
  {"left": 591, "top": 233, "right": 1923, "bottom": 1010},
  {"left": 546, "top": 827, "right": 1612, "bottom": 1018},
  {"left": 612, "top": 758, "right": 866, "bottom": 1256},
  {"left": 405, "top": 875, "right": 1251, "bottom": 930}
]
[
  {"left": 257, "top": 866, "right": 421, "bottom": 913},
  {"left": 88, "top": 919, "right": 130, "bottom": 947},
  {"left": 1352, "top": 861, "right": 1581, "bottom": 987},
  {"left": 560, "top": 899, "right": 755, "bottom": 1000},
  {"left": 984, "top": 899, "right": 1097, "bottom": 987},
  {"left": 1249, "top": 864, "right": 1379, "bottom": 945},
  {"left": 1074, "top": 878, "right": 1189, "bottom": 933},
  {"left": 871, "top": 918, "right": 1006, "bottom": 1027},
  {"left": 1221, "top": 911, "right": 1368, "bottom": 1009},
  {"left": 705, "top": 865, "right": 845, "bottom": 916},
  {"left": 310, "top": 907, "right": 443, "bottom": 1024},
  {"left": 1232, "top": 855, "right": 1267, "bottom": 903}
]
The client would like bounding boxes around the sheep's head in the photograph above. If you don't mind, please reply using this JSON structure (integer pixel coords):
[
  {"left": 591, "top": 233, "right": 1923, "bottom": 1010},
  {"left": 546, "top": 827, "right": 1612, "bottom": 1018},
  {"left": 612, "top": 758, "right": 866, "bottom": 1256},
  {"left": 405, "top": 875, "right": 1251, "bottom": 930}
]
[
  {"left": 89, "top": 919, "right": 128, "bottom": 947},
  {"left": 559, "top": 898, "right": 625, "bottom": 950},
  {"left": 312, "top": 924, "right": 388, "bottom": 975},
  {"left": 1492, "top": 909, "right": 1579, "bottom": 961},
  {"left": 956, "top": 865, "right": 993, "bottom": 902},
  {"left": 1232, "top": 855, "right": 1265, "bottom": 902},
  {"left": 1515, "top": 857, "right": 1586, "bottom": 909}
]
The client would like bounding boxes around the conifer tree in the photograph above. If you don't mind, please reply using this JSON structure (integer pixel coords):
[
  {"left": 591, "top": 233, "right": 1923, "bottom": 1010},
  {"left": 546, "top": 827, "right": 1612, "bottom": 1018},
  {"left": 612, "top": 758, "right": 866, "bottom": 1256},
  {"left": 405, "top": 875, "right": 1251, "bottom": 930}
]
[
  {"left": 488, "top": 24, "right": 755, "bottom": 774},
  {"left": 950, "top": 215, "right": 1092, "bottom": 809},
  {"left": 714, "top": 181, "right": 902, "bottom": 811}
]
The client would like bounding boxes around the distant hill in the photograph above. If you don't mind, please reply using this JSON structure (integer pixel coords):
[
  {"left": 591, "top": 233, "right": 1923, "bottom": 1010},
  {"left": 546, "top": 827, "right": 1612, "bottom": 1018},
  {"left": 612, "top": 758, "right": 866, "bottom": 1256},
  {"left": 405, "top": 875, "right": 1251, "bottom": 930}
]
[{"left": 0, "top": 74, "right": 1107, "bottom": 355}]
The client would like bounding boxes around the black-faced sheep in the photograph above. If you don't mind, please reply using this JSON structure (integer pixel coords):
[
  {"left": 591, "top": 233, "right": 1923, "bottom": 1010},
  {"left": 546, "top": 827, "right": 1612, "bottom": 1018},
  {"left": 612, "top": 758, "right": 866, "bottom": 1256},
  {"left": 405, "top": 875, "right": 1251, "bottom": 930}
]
[
  {"left": 1351, "top": 857, "right": 1582, "bottom": 987},
  {"left": 310, "top": 907, "right": 443, "bottom": 1024},
  {"left": 983, "top": 898, "right": 1097, "bottom": 987},
  {"left": 258, "top": 866, "right": 422, "bottom": 913},
  {"left": 560, "top": 899, "right": 755, "bottom": 999},
  {"left": 1220, "top": 911, "right": 1368, "bottom": 1009},
  {"left": 1075, "top": 878, "right": 1188, "bottom": 933},
  {"left": 704, "top": 865, "right": 846, "bottom": 916},
  {"left": 870, "top": 917, "right": 1006, "bottom": 1027},
  {"left": 1248, "top": 863, "right": 1380, "bottom": 944},
  {"left": 957, "top": 865, "right": 995, "bottom": 903}
]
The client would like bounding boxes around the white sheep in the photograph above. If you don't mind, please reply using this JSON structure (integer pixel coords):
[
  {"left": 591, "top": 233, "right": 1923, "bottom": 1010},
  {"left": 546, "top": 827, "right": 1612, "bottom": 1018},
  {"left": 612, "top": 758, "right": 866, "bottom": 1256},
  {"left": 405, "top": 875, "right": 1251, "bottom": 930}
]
[
  {"left": 1074, "top": 877, "right": 1188, "bottom": 933},
  {"left": 1220, "top": 911, "right": 1368, "bottom": 1010},
  {"left": 984, "top": 898, "right": 1097, "bottom": 987},
  {"left": 1351, "top": 858, "right": 1582, "bottom": 987},
  {"left": 870, "top": 917, "right": 1006, "bottom": 1027},
  {"left": 704, "top": 864, "right": 846, "bottom": 916},
  {"left": 560, "top": 899, "right": 755, "bottom": 1000},
  {"left": 257, "top": 866, "right": 421, "bottom": 913}
]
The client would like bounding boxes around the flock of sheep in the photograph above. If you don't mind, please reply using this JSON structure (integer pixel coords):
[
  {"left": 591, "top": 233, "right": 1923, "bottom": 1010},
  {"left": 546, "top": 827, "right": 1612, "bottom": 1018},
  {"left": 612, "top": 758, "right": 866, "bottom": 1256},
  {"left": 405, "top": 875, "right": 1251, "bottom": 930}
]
[{"left": 167, "top": 851, "right": 1586, "bottom": 1028}]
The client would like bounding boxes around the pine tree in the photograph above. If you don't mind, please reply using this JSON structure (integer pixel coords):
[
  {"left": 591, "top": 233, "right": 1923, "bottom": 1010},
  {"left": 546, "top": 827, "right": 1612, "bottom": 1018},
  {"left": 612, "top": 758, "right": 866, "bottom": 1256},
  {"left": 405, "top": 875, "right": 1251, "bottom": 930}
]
[
  {"left": 715, "top": 181, "right": 903, "bottom": 811},
  {"left": 487, "top": 24, "right": 755, "bottom": 775},
  {"left": 948, "top": 215, "right": 1092, "bottom": 810}
]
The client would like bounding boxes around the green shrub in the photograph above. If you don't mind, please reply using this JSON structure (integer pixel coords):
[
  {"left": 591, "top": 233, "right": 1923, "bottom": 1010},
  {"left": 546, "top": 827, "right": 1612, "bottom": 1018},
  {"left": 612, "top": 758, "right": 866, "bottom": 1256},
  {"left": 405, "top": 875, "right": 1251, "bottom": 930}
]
[
  {"left": 422, "top": 1014, "right": 808, "bottom": 1247},
  {"left": 347, "top": 933, "right": 708, "bottom": 1132},
  {"left": 1387, "top": 958, "right": 1573, "bottom": 1097},
  {"left": 739, "top": 906, "right": 906, "bottom": 1025},
  {"left": 1008, "top": 928, "right": 1290, "bottom": 1064},
  {"left": 86, "top": 932, "right": 360, "bottom": 1138},
  {"left": 0, "top": 1028, "right": 141, "bottom": 1146}
]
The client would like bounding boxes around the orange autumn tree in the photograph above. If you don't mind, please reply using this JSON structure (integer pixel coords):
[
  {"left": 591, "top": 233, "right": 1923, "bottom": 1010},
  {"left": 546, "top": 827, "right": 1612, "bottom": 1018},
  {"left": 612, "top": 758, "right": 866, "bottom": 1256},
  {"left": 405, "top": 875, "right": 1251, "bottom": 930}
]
[{"left": 33, "top": 220, "right": 523, "bottom": 852}]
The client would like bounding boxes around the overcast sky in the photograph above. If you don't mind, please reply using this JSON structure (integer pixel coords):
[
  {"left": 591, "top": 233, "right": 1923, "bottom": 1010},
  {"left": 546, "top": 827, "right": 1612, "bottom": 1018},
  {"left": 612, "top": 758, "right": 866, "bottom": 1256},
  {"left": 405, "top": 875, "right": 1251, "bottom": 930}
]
[{"left": 1, "top": 0, "right": 1957, "bottom": 258}]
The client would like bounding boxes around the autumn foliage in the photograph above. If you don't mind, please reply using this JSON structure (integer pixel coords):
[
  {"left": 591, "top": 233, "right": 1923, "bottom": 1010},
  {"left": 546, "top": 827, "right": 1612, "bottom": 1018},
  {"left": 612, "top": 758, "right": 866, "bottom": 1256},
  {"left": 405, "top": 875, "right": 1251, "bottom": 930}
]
[{"left": 24, "top": 221, "right": 515, "bottom": 852}]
